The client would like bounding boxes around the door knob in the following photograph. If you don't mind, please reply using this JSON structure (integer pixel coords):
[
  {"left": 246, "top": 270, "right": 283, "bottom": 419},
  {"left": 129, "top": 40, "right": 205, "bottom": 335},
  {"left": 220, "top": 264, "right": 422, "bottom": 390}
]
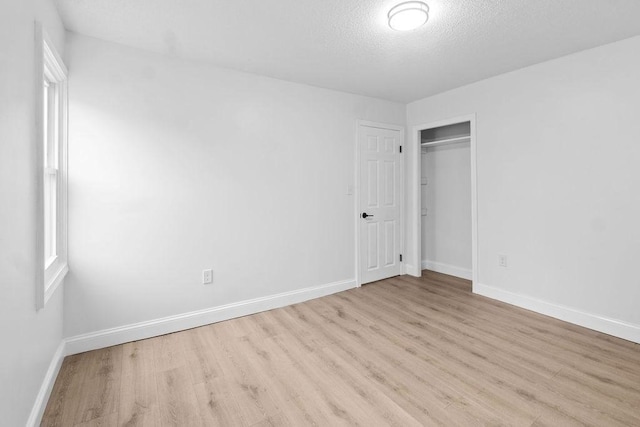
[{"left": 362, "top": 212, "right": 374, "bottom": 219}]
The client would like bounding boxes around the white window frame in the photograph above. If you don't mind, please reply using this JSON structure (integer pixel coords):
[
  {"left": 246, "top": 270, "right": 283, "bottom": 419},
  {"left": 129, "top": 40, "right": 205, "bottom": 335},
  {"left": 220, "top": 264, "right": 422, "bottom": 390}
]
[{"left": 35, "top": 22, "right": 69, "bottom": 309}]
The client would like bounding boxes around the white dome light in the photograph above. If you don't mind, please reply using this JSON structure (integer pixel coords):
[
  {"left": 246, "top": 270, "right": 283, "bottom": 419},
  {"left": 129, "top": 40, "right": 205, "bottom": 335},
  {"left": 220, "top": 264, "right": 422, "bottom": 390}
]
[{"left": 388, "top": 1, "right": 429, "bottom": 31}]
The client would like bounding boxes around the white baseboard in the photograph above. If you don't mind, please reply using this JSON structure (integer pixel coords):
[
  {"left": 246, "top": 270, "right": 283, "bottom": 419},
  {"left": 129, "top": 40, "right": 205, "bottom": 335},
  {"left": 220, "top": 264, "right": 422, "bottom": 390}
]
[
  {"left": 27, "top": 341, "right": 66, "bottom": 427},
  {"left": 474, "top": 283, "right": 640, "bottom": 344},
  {"left": 422, "top": 259, "right": 472, "bottom": 280},
  {"left": 65, "top": 278, "right": 356, "bottom": 356}
]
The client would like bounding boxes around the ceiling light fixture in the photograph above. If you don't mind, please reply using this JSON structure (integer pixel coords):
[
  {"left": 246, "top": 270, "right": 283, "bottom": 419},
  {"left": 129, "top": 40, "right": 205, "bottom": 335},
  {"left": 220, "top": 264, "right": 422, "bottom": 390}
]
[{"left": 388, "top": 1, "right": 429, "bottom": 31}]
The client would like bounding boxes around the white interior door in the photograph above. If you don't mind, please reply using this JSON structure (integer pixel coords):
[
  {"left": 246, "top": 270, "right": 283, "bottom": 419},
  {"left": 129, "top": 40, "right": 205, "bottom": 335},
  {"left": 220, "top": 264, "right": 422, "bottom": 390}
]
[{"left": 359, "top": 125, "right": 402, "bottom": 284}]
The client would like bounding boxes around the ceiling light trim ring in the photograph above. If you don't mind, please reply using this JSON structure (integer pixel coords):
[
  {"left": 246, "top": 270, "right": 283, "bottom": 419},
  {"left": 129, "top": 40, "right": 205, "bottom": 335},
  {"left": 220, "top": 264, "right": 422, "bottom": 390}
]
[{"left": 388, "top": 1, "right": 429, "bottom": 32}]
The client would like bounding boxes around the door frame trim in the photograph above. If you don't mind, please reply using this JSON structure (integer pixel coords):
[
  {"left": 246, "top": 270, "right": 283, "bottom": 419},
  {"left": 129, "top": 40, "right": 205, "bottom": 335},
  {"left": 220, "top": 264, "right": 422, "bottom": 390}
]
[
  {"left": 355, "top": 120, "right": 405, "bottom": 287},
  {"left": 409, "top": 114, "right": 478, "bottom": 286}
]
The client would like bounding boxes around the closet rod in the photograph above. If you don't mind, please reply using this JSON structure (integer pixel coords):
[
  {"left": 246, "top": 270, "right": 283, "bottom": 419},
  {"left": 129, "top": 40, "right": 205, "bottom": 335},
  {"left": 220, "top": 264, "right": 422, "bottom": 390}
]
[{"left": 421, "top": 135, "right": 470, "bottom": 148}]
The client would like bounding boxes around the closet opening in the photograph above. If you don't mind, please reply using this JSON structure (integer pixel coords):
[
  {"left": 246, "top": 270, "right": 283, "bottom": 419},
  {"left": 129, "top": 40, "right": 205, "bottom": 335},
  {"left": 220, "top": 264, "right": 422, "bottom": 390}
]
[{"left": 416, "top": 116, "right": 477, "bottom": 285}]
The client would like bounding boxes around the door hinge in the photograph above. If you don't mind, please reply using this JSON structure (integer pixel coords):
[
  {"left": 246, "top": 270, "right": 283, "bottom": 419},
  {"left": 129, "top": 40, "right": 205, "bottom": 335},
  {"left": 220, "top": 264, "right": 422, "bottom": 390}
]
[
  {"left": 399, "top": 145, "right": 403, "bottom": 153},
  {"left": 399, "top": 254, "right": 403, "bottom": 262}
]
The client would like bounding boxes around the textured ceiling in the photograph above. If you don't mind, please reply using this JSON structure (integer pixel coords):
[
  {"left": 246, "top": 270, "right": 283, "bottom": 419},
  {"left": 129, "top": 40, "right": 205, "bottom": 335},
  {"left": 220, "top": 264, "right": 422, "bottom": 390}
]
[{"left": 55, "top": 0, "right": 640, "bottom": 102}]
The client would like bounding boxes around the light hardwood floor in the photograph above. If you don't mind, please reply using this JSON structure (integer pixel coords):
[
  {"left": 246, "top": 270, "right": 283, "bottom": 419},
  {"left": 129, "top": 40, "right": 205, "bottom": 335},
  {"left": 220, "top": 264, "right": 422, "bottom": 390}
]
[{"left": 42, "top": 271, "right": 640, "bottom": 426}]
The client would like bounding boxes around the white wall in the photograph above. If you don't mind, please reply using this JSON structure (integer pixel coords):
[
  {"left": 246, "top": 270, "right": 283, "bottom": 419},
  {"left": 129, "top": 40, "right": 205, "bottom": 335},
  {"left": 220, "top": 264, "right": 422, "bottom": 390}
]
[
  {"left": 0, "top": 1, "right": 66, "bottom": 425},
  {"left": 407, "top": 36, "right": 640, "bottom": 337},
  {"left": 421, "top": 142, "right": 471, "bottom": 276},
  {"left": 64, "top": 33, "right": 405, "bottom": 337}
]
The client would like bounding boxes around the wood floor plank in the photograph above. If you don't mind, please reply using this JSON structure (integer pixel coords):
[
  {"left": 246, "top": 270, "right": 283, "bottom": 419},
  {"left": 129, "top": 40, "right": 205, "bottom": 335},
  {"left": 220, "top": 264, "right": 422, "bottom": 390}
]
[
  {"left": 155, "top": 366, "right": 202, "bottom": 426},
  {"left": 42, "top": 354, "right": 90, "bottom": 427},
  {"left": 73, "top": 412, "right": 118, "bottom": 427},
  {"left": 237, "top": 328, "right": 342, "bottom": 425},
  {"left": 121, "top": 340, "right": 155, "bottom": 379},
  {"left": 180, "top": 328, "right": 223, "bottom": 385},
  {"left": 207, "top": 326, "right": 282, "bottom": 426},
  {"left": 118, "top": 372, "right": 159, "bottom": 427},
  {"left": 118, "top": 340, "right": 160, "bottom": 426},
  {"left": 193, "top": 376, "right": 247, "bottom": 427},
  {"left": 230, "top": 334, "right": 333, "bottom": 426},
  {"left": 42, "top": 270, "right": 640, "bottom": 426},
  {"left": 249, "top": 412, "right": 292, "bottom": 427},
  {"left": 72, "top": 346, "right": 122, "bottom": 424},
  {"left": 151, "top": 333, "right": 187, "bottom": 373}
]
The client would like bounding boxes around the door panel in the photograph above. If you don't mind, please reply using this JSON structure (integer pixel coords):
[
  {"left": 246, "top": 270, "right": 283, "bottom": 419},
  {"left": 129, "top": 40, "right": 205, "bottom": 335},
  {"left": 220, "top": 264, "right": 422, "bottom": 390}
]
[
  {"left": 359, "top": 125, "right": 402, "bottom": 284},
  {"left": 367, "top": 160, "right": 378, "bottom": 207},
  {"left": 384, "top": 220, "right": 395, "bottom": 266},
  {"left": 384, "top": 161, "right": 395, "bottom": 206},
  {"left": 367, "top": 222, "right": 378, "bottom": 269}
]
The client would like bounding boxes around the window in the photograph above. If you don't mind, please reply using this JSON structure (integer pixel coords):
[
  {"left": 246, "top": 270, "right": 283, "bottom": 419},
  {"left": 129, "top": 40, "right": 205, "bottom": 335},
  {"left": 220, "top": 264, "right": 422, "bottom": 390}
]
[{"left": 36, "top": 23, "right": 68, "bottom": 309}]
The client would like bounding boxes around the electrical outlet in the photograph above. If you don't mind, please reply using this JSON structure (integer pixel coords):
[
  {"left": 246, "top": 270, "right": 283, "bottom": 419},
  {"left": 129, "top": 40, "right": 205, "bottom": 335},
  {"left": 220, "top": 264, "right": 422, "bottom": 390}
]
[
  {"left": 498, "top": 254, "right": 508, "bottom": 268},
  {"left": 202, "top": 269, "right": 213, "bottom": 284}
]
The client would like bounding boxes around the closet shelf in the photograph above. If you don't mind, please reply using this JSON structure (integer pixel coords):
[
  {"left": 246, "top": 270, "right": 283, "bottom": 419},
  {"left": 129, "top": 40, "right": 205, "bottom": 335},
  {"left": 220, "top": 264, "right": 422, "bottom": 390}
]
[{"left": 421, "top": 135, "right": 470, "bottom": 147}]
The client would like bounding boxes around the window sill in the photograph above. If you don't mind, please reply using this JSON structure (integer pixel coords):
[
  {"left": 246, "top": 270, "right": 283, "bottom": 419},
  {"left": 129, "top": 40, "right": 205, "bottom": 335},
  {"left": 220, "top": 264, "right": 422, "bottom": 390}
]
[{"left": 44, "top": 262, "right": 68, "bottom": 306}]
